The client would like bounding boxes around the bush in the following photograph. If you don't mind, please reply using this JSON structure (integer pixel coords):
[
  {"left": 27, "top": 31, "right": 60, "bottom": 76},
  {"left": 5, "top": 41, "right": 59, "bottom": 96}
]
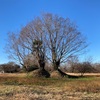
[
  {"left": 1, "top": 62, "right": 20, "bottom": 73},
  {"left": 69, "top": 62, "right": 95, "bottom": 75},
  {"left": 93, "top": 63, "right": 100, "bottom": 73},
  {"left": 26, "top": 65, "right": 38, "bottom": 72}
]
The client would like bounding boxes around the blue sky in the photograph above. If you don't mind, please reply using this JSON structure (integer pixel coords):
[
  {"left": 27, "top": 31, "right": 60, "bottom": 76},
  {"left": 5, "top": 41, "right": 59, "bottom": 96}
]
[{"left": 0, "top": 0, "right": 100, "bottom": 64}]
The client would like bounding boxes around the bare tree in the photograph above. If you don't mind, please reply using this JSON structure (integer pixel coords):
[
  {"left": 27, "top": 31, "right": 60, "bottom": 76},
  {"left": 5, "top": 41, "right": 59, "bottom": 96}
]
[
  {"left": 6, "top": 13, "right": 87, "bottom": 77},
  {"left": 6, "top": 32, "right": 32, "bottom": 70},
  {"left": 76, "top": 62, "right": 93, "bottom": 76},
  {"left": 67, "top": 56, "right": 79, "bottom": 72},
  {"left": 41, "top": 13, "right": 87, "bottom": 75}
]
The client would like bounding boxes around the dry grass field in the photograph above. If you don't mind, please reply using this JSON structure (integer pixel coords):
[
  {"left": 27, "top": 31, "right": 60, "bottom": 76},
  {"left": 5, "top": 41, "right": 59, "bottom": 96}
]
[{"left": 0, "top": 73, "right": 100, "bottom": 100}]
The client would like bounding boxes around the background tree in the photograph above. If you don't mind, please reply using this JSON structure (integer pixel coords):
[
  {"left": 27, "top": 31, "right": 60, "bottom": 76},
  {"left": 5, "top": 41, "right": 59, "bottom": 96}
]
[
  {"left": 93, "top": 63, "right": 100, "bottom": 73},
  {"left": 67, "top": 56, "right": 79, "bottom": 72},
  {"left": 1, "top": 62, "right": 20, "bottom": 73},
  {"left": 76, "top": 62, "right": 94, "bottom": 76}
]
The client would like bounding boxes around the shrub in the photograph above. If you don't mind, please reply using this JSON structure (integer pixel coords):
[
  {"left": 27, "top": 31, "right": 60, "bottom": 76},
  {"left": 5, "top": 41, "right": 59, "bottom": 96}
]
[
  {"left": 26, "top": 65, "right": 38, "bottom": 72},
  {"left": 1, "top": 62, "right": 20, "bottom": 73},
  {"left": 69, "top": 62, "right": 94, "bottom": 75}
]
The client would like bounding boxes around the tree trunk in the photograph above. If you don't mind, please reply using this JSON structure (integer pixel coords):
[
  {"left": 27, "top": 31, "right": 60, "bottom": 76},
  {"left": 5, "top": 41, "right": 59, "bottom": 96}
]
[
  {"left": 38, "top": 59, "right": 45, "bottom": 70},
  {"left": 38, "top": 59, "right": 50, "bottom": 78},
  {"left": 53, "top": 62, "right": 58, "bottom": 70},
  {"left": 52, "top": 60, "right": 67, "bottom": 77}
]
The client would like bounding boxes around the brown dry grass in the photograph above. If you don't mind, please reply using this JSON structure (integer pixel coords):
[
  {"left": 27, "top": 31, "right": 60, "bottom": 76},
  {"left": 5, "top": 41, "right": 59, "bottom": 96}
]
[
  {"left": 66, "top": 72, "right": 100, "bottom": 77},
  {"left": 0, "top": 73, "right": 100, "bottom": 100}
]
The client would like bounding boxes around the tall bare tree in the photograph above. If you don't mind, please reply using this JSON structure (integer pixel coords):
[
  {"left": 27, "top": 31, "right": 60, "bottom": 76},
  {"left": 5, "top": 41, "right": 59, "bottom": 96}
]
[
  {"left": 42, "top": 13, "right": 87, "bottom": 71},
  {"left": 6, "top": 13, "right": 87, "bottom": 76}
]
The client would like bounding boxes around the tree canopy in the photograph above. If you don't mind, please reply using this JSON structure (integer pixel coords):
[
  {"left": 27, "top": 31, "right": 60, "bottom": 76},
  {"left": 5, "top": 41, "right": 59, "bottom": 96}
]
[{"left": 6, "top": 13, "right": 87, "bottom": 72}]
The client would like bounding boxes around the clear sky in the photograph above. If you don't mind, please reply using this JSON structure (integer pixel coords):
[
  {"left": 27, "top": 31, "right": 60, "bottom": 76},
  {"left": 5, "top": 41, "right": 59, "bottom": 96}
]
[{"left": 0, "top": 0, "right": 100, "bottom": 64}]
